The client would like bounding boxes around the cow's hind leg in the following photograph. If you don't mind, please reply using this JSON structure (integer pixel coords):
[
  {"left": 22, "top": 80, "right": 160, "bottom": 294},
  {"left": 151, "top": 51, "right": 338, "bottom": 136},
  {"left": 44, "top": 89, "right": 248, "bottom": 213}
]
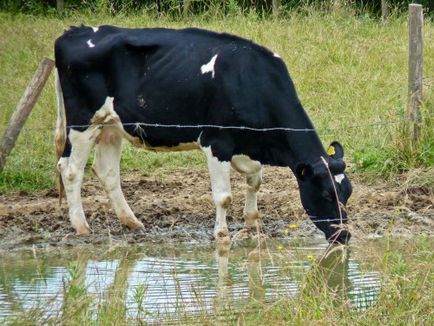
[
  {"left": 202, "top": 146, "right": 232, "bottom": 245},
  {"left": 231, "top": 155, "right": 262, "bottom": 232},
  {"left": 57, "top": 127, "right": 101, "bottom": 235},
  {"left": 92, "top": 129, "right": 144, "bottom": 230}
]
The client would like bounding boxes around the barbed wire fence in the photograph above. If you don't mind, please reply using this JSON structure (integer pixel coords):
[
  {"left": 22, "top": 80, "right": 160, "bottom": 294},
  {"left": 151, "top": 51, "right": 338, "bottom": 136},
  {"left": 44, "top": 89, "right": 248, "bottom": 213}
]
[{"left": 3, "top": 112, "right": 433, "bottom": 135}]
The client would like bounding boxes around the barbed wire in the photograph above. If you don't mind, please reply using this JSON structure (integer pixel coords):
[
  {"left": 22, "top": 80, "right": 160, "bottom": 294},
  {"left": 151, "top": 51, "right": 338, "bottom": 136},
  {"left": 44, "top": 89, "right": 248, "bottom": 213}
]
[
  {"left": 304, "top": 213, "right": 434, "bottom": 224},
  {"left": 0, "top": 117, "right": 407, "bottom": 134},
  {"left": 66, "top": 119, "right": 404, "bottom": 132},
  {"left": 2, "top": 112, "right": 433, "bottom": 135}
]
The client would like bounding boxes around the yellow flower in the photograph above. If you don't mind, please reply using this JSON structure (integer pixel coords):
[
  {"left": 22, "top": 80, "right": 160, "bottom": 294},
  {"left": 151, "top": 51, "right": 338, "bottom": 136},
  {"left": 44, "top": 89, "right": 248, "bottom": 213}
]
[
  {"left": 277, "top": 245, "right": 284, "bottom": 251},
  {"left": 289, "top": 224, "right": 298, "bottom": 230},
  {"left": 307, "top": 255, "right": 314, "bottom": 261},
  {"left": 284, "top": 229, "right": 289, "bottom": 236}
]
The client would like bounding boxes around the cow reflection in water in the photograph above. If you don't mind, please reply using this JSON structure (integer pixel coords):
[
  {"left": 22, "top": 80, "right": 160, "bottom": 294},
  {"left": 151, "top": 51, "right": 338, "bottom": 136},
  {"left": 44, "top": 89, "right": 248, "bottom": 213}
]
[
  {"left": 81, "top": 244, "right": 351, "bottom": 321},
  {"left": 316, "top": 245, "right": 351, "bottom": 305},
  {"left": 213, "top": 242, "right": 351, "bottom": 314},
  {"left": 2, "top": 243, "right": 377, "bottom": 322}
]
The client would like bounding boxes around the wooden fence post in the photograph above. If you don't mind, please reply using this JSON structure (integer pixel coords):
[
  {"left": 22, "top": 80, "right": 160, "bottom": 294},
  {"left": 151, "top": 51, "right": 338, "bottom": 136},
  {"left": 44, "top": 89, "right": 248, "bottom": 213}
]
[
  {"left": 0, "top": 57, "right": 54, "bottom": 171},
  {"left": 57, "top": 0, "right": 65, "bottom": 15},
  {"left": 183, "top": 0, "right": 192, "bottom": 18},
  {"left": 272, "top": 0, "right": 281, "bottom": 17},
  {"left": 407, "top": 4, "right": 423, "bottom": 148},
  {"left": 381, "top": 0, "right": 389, "bottom": 21}
]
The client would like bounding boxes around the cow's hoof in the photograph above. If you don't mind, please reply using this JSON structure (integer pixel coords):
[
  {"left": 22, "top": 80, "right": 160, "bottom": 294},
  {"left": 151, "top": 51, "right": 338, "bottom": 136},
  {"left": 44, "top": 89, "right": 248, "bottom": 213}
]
[
  {"left": 123, "top": 219, "right": 145, "bottom": 230},
  {"left": 232, "top": 228, "right": 267, "bottom": 246},
  {"left": 215, "top": 229, "right": 231, "bottom": 246},
  {"left": 75, "top": 225, "right": 91, "bottom": 236},
  {"left": 244, "top": 212, "right": 259, "bottom": 228}
]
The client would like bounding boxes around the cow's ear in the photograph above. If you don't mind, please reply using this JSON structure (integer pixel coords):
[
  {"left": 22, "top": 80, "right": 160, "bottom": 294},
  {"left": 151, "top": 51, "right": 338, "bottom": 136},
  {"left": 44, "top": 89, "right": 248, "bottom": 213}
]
[
  {"left": 327, "top": 141, "right": 344, "bottom": 159},
  {"left": 295, "top": 163, "right": 314, "bottom": 181}
]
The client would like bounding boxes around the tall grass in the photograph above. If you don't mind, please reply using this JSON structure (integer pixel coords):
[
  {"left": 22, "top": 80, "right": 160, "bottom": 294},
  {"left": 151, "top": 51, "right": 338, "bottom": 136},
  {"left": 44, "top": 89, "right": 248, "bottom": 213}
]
[{"left": 0, "top": 7, "right": 433, "bottom": 192}]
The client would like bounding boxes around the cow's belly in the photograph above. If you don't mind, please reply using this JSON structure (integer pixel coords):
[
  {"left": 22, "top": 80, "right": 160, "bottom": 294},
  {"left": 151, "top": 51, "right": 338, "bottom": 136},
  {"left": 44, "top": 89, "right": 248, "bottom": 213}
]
[
  {"left": 142, "top": 141, "right": 200, "bottom": 152},
  {"left": 121, "top": 130, "right": 201, "bottom": 152}
]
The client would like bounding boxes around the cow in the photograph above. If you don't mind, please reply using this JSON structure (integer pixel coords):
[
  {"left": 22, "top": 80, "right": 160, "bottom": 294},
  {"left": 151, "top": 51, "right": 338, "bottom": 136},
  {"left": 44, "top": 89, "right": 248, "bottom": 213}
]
[{"left": 54, "top": 25, "right": 352, "bottom": 244}]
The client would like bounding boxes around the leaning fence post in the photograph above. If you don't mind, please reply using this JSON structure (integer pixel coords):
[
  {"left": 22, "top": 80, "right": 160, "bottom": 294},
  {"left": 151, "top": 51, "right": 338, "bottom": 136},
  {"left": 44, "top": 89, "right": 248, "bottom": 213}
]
[
  {"left": 407, "top": 4, "right": 423, "bottom": 148},
  {"left": 0, "top": 57, "right": 54, "bottom": 171}
]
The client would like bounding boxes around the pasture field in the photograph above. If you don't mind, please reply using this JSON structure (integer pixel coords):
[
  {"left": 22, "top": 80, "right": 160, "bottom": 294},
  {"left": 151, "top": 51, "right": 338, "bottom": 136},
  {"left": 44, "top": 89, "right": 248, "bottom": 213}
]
[
  {"left": 0, "top": 8, "right": 433, "bottom": 193},
  {"left": 0, "top": 7, "right": 433, "bottom": 325}
]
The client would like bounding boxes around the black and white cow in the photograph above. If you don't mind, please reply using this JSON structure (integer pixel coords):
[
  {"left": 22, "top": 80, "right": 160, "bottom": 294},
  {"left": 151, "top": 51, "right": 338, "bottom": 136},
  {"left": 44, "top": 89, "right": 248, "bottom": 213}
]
[{"left": 54, "top": 26, "right": 352, "bottom": 244}]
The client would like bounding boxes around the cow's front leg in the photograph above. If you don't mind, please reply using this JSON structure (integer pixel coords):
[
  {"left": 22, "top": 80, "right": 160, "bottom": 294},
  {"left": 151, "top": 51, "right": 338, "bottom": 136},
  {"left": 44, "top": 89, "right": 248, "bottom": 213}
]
[
  {"left": 57, "top": 128, "right": 100, "bottom": 235},
  {"left": 202, "top": 146, "right": 232, "bottom": 245},
  {"left": 92, "top": 129, "right": 144, "bottom": 230}
]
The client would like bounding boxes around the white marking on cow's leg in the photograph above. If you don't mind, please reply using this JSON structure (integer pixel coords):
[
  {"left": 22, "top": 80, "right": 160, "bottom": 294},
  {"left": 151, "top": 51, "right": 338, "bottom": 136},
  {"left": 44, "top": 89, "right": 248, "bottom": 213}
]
[
  {"left": 57, "top": 128, "right": 101, "bottom": 235},
  {"left": 202, "top": 146, "right": 231, "bottom": 245},
  {"left": 231, "top": 155, "right": 262, "bottom": 229},
  {"left": 200, "top": 54, "right": 218, "bottom": 78},
  {"left": 92, "top": 129, "right": 144, "bottom": 230},
  {"left": 87, "top": 39, "right": 95, "bottom": 48}
]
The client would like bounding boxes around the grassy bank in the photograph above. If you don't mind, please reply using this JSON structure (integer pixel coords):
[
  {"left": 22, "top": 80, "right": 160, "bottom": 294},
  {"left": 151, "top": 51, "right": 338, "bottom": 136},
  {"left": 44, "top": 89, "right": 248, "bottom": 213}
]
[
  {"left": 3, "top": 236, "right": 433, "bottom": 325},
  {"left": 0, "top": 8, "right": 433, "bottom": 193}
]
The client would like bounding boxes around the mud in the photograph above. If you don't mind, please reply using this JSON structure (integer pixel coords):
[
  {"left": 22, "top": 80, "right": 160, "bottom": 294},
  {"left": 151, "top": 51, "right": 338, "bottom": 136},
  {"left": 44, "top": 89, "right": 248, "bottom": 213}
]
[{"left": 0, "top": 167, "right": 433, "bottom": 251}]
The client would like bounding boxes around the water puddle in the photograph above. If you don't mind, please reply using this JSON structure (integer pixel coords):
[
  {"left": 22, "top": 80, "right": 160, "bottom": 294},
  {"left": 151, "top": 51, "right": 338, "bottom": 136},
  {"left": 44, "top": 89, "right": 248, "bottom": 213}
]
[{"left": 0, "top": 240, "right": 381, "bottom": 323}]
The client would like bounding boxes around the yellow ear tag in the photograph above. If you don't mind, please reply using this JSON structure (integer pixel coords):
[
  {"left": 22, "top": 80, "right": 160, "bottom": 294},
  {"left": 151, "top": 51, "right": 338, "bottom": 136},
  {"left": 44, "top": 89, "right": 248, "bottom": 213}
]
[{"left": 327, "top": 145, "right": 336, "bottom": 156}]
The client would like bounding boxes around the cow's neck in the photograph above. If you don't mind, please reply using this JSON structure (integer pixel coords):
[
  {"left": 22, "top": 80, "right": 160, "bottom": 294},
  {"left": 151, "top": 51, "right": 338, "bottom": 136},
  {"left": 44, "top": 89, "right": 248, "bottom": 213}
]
[
  {"left": 286, "top": 132, "right": 325, "bottom": 170},
  {"left": 281, "top": 104, "right": 327, "bottom": 171}
]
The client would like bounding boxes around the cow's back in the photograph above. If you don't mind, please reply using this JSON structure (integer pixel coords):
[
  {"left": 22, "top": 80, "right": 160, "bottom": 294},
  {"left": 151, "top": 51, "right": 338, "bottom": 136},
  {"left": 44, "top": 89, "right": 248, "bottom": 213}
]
[{"left": 55, "top": 26, "right": 309, "bottom": 160}]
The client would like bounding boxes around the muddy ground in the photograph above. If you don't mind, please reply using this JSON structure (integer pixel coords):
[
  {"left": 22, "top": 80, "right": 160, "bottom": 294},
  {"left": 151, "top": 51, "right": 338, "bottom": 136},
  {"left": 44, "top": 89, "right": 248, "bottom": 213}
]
[{"left": 0, "top": 167, "right": 433, "bottom": 251}]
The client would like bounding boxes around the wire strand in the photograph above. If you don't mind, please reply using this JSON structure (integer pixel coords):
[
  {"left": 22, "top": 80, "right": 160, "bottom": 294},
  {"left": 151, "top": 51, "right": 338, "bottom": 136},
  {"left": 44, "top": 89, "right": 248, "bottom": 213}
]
[{"left": 4, "top": 112, "right": 434, "bottom": 134}]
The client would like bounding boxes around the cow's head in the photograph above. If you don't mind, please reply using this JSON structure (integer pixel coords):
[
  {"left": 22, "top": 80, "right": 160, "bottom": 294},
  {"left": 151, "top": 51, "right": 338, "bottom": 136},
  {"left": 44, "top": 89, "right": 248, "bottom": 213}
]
[{"left": 295, "top": 142, "right": 352, "bottom": 244}]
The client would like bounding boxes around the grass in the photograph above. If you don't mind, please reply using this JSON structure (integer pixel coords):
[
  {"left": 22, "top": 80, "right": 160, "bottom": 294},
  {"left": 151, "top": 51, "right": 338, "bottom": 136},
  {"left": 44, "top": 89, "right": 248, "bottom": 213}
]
[
  {"left": 2, "top": 236, "right": 433, "bottom": 325},
  {"left": 0, "top": 7, "right": 433, "bottom": 193}
]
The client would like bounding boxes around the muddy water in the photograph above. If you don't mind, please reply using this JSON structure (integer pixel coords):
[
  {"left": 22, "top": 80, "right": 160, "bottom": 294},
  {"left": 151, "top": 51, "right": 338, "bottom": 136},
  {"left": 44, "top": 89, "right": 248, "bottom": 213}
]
[{"left": 0, "top": 240, "right": 380, "bottom": 322}]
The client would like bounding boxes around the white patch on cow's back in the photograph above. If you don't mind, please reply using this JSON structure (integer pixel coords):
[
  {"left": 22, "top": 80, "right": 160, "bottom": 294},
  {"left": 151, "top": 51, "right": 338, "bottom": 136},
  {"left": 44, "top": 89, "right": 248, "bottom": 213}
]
[
  {"left": 92, "top": 26, "right": 99, "bottom": 33},
  {"left": 87, "top": 39, "right": 95, "bottom": 48},
  {"left": 201, "top": 54, "right": 218, "bottom": 78},
  {"left": 334, "top": 173, "right": 345, "bottom": 184},
  {"left": 273, "top": 52, "right": 281, "bottom": 58}
]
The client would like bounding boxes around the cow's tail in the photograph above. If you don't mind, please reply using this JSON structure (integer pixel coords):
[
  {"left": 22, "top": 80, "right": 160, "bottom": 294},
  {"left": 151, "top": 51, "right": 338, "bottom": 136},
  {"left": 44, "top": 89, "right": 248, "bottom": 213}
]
[{"left": 54, "top": 68, "right": 66, "bottom": 206}]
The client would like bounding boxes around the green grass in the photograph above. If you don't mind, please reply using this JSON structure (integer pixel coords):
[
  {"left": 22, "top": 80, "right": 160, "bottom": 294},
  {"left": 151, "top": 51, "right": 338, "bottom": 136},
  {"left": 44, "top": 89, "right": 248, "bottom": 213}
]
[
  {"left": 243, "top": 236, "right": 434, "bottom": 325},
  {"left": 0, "top": 7, "right": 433, "bottom": 193}
]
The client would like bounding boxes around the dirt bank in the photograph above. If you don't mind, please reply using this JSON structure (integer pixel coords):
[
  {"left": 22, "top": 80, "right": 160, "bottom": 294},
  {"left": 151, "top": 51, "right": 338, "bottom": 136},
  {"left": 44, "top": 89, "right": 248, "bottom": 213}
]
[{"left": 0, "top": 167, "right": 433, "bottom": 251}]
